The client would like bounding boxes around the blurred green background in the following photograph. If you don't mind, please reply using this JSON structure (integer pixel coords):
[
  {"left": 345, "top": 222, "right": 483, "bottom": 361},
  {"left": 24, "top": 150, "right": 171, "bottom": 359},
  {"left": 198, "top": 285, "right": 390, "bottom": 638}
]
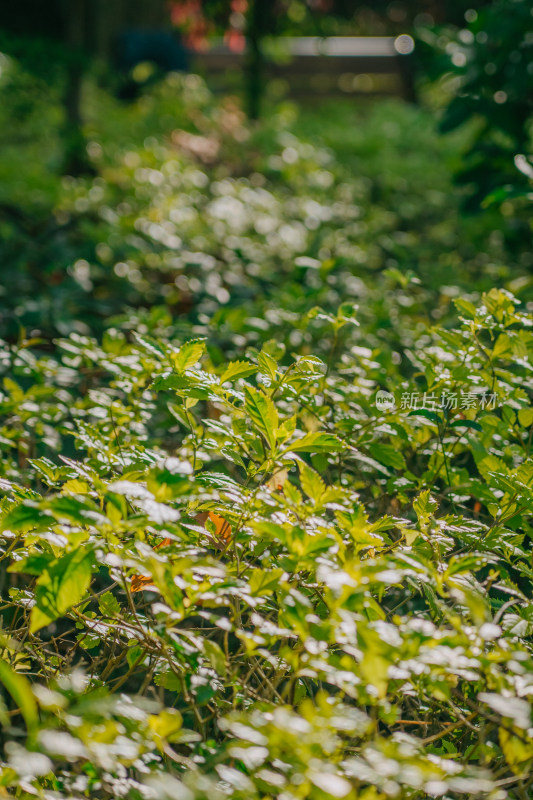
[{"left": 0, "top": 0, "right": 531, "bottom": 347}]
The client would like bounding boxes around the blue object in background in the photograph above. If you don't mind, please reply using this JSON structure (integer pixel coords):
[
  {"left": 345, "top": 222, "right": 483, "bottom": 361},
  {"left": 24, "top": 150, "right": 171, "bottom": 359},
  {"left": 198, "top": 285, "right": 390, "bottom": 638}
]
[{"left": 116, "top": 29, "right": 189, "bottom": 73}]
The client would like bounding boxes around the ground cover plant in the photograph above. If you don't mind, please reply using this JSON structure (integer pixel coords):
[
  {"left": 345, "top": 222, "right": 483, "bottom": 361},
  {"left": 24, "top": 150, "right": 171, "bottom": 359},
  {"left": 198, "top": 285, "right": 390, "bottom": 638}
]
[{"left": 1, "top": 56, "right": 533, "bottom": 799}]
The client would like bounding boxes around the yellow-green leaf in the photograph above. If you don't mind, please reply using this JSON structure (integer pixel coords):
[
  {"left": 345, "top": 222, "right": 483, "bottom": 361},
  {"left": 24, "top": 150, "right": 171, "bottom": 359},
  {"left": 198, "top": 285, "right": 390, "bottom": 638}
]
[
  {"left": 170, "top": 339, "right": 206, "bottom": 373},
  {"left": 244, "top": 386, "right": 278, "bottom": 450},
  {"left": 258, "top": 350, "right": 278, "bottom": 381},
  {"left": 30, "top": 550, "right": 93, "bottom": 633},
  {"left": 283, "top": 432, "right": 343, "bottom": 454},
  {"left": 219, "top": 360, "right": 257, "bottom": 384},
  {"left": 0, "top": 660, "right": 38, "bottom": 733}
]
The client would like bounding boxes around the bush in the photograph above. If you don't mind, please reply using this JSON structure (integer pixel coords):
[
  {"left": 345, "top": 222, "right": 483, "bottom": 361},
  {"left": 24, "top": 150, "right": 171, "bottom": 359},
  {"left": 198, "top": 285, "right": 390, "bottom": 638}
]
[
  {"left": 1, "top": 61, "right": 533, "bottom": 798},
  {"left": 1, "top": 286, "right": 533, "bottom": 798}
]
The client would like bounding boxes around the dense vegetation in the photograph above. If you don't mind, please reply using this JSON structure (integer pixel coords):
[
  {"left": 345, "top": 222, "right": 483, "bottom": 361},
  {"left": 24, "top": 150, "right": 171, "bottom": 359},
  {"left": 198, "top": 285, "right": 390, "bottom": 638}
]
[
  {"left": 419, "top": 0, "right": 533, "bottom": 214},
  {"left": 1, "top": 44, "right": 533, "bottom": 799}
]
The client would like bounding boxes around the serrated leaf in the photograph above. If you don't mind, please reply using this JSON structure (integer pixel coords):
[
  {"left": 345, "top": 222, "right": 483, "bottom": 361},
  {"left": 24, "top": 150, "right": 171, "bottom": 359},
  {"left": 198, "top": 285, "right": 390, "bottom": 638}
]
[
  {"left": 258, "top": 350, "right": 278, "bottom": 381},
  {"left": 153, "top": 373, "right": 193, "bottom": 392},
  {"left": 48, "top": 496, "right": 108, "bottom": 526},
  {"left": 196, "top": 472, "right": 241, "bottom": 490},
  {"left": 492, "top": 334, "right": 513, "bottom": 359},
  {"left": 299, "top": 462, "right": 326, "bottom": 502},
  {"left": 277, "top": 415, "right": 297, "bottom": 443},
  {"left": 219, "top": 360, "right": 257, "bottom": 384},
  {"left": 98, "top": 591, "right": 121, "bottom": 618},
  {"left": 220, "top": 446, "right": 246, "bottom": 469},
  {"left": 30, "top": 550, "right": 93, "bottom": 633},
  {"left": 283, "top": 432, "right": 343, "bottom": 454},
  {"left": 413, "top": 489, "right": 437, "bottom": 527},
  {"left": 244, "top": 386, "right": 278, "bottom": 450},
  {"left": 453, "top": 298, "right": 477, "bottom": 319},
  {"left": 155, "top": 670, "right": 182, "bottom": 691},
  {"left": 132, "top": 332, "right": 166, "bottom": 357},
  {"left": 284, "top": 481, "right": 303, "bottom": 505},
  {"left": 2, "top": 502, "right": 51, "bottom": 531},
  {"left": 170, "top": 339, "right": 206, "bottom": 373}
]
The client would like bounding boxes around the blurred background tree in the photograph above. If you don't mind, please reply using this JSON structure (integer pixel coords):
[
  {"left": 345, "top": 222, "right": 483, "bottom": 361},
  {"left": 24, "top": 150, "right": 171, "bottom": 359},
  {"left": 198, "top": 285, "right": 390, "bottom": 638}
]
[
  {"left": 418, "top": 0, "right": 533, "bottom": 211},
  {"left": 0, "top": 0, "right": 530, "bottom": 204},
  {"left": 0, "top": 0, "right": 171, "bottom": 171},
  {"left": 173, "top": 0, "right": 400, "bottom": 117},
  {"left": 414, "top": 0, "right": 532, "bottom": 262},
  {"left": 0, "top": 0, "right": 530, "bottom": 343}
]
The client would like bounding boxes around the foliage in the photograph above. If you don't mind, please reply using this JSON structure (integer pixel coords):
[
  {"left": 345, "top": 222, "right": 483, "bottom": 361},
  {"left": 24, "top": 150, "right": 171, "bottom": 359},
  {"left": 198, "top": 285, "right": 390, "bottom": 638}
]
[
  {"left": 2, "top": 283, "right": 533, "bottom": 798},
  {"left": 0, "top": 63, "right": 529, "bottom": 345},
  {"left": 419, "top": 0, "right": 533, "bottom": 216},
  {"left": 2, "top": 55, "right": 533, "bottom": 799}
]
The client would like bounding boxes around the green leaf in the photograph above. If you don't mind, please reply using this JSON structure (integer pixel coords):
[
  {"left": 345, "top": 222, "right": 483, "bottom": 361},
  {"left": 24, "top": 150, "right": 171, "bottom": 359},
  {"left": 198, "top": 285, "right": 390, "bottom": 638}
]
[
  {"left": 368, "top": 443, "right": 406, "bottom": 470},
  {"left": 499, "top": 726, "right": 533, "bottom": 771},
  {"left": 335, "top": 302, "right": 360, "bottom": 329},
  {"left": 30, "top": 550, "right": 93, "bottom": 633},
  {"left": 149, "top": 709, "right": 183, "bottom": 744},
  {"left": 219, "top": 360, "right": 257, "bottom": 384},
  {"left": 298, "top": 462, "right": 326, "bottom": 502},
  {"left": 358, "top": 629, "right": 390, "bottom": 698},
  {"left": 413, "top": 489, "right": 437, "bottom": 527},
  {"left": 2, "top": 502, "right": 51, "bottom": 531},
  {"left": 243, "top": 386, "right": 278, "bottom": 450},
  {"left": 453, "top": 298, "right": 477, "bottom": 319},
  {"left": 258, "top": 350, "right": 278, "bottom": 381},
  {"left": 492, "top": 334, "right": 514, "bottom": 359},
  {"left": 220, "top": 446, "right": 246, "bottom": 469},
  {"left": 132, "top": 332, "right": 166, "bottom": 357},
  {"left": 518, "top": 408, "right": 533, "bottom": 428},
  {"left": 48, "top": 496, "right": 108, "bottom": 525},
  {"left": 170, "top": 339, "right": 206, "bottom": 373},
  {"left": 153, "top": 373, "right": 193, "bottom": 392},
  {"left": 0, "top": 660, "right": 38, "bottom": 733},
  {"left": 249, "top": 568, "right": 284, "bottom": 597},
  {"left": 283, "top": 432, "right": 344, "bottom": 454},
  {"left": 9, "top": 553, "right": 51, "bottom": 576},
  {"left": 203, "top": 639, "right": 226, "bottom": 675},
  {"left": 127, "top": 645, "right": 145, "bottom": 669},
  {"left": 98, "top": 591, "right": 121, "bottom": 618},
  {"left": 450, "top": 419, "right": 482, "bottom": 431},
  {"left": 277, "top": 415, "right": 297, "bottom": 443},
  {"left": 408, "top": 409, "right": 441, "bottom": 425},
  {"left": 155, "top": 670, "right": 182, "bottom": 691}
]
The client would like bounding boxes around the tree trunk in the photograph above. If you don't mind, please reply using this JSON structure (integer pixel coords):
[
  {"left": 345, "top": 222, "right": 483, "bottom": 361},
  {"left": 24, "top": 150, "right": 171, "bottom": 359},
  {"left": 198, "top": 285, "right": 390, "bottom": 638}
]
[
  {"left": 62, "top": 0, "right": 89, "bottom": 173},
  {"left": 245, "top": 0, "right": 269, "bottom": 120}
]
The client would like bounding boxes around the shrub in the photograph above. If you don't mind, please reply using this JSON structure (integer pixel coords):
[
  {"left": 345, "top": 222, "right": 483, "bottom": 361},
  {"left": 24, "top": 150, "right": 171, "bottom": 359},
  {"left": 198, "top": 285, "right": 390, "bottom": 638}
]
[
  {"left": 419, "top": 0, "right": 533, "bottom": 220},
  {"left": 1, "top": 287, "right": 533, "bottom": 797}
]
